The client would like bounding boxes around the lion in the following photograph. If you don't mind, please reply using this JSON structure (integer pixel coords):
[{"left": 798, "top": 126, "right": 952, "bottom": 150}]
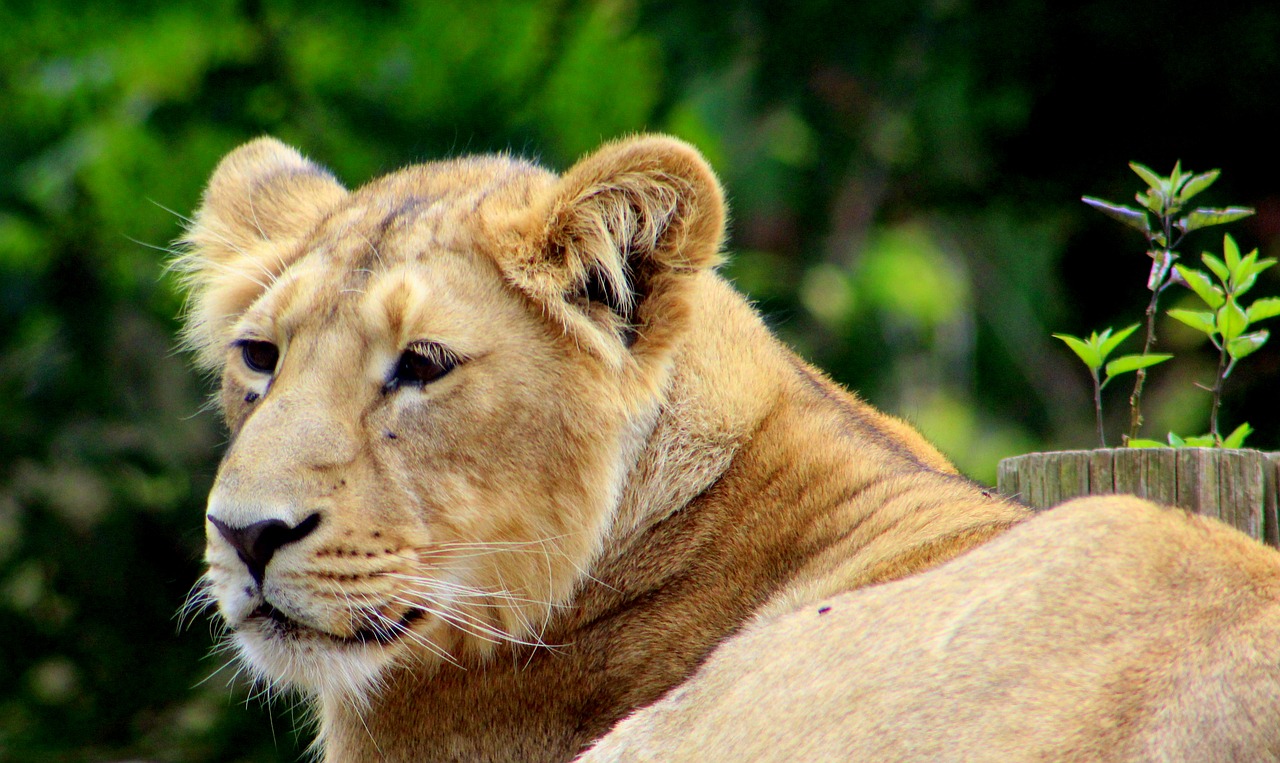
[{"left": 177, "top": 134, "right": 1280, "bottom": 762}]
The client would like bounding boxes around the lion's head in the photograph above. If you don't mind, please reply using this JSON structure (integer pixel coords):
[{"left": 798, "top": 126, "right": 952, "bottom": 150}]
[{"left": 178, "top": 136, "right": 724, "bottom": 702}]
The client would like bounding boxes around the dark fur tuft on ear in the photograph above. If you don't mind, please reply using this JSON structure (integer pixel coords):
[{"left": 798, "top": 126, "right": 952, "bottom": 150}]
[
  {"left": 504, "top": 135, "right": 726, "bottom": 366},
  {"left": 173, "top": 137, "right": 346, "bottom": 371}
]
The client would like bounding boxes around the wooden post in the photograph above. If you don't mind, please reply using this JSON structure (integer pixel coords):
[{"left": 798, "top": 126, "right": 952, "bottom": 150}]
[{"left": 996, "top": 449, "right": 1280, "bottom": 547}]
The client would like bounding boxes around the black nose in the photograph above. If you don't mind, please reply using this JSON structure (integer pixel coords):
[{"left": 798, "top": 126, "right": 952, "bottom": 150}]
[{"left": 207, "top": 512, "right": 321, "bottom": 587}]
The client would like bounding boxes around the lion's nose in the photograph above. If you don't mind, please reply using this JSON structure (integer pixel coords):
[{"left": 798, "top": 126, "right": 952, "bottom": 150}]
[{"left": 207, "top": 512, "right": 322, "bottom": 586}]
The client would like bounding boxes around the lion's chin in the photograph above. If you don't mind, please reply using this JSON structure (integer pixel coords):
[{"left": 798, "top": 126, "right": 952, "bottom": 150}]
[{"left": 229, "top": 605, "right": 426, "bottom": 704}]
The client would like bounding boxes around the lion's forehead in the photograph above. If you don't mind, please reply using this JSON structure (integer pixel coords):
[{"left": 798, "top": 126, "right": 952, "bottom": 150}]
[
  {"left": 314, "top": 156, "right": 552, "bottom": 264},
  {"left": 241, "top": 171, "right": 541, "bottom": 353}
]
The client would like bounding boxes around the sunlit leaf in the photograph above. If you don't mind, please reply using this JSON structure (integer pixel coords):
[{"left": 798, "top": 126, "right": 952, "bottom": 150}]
[
  {"left": 1201, "top": 253, "right": 1230, "bottom": 283},
  {"left": 1081, "top": 197, "right": 1149, "bottom": 233},
  {"left": 1127, "top": 438, "right": 1166, "bottom": 448},
  {"left": 1232, "top": 251, "right": 1270, "bottom": 294},
  {"left": 1223, "top": 234, "right": 1241, "bottom": 271},
  {"left": 1167, "top": 432, "right": 1186, "bottom": 447},
  {"left": 1183, "top": 434, "right": 1217, "bottom": 447},
  {"left": 1167, "top": 308, "right": 1217, "bottom": 335},
  {"left": 1216, "top": 298, "right": 1248, "bottom": 341},
  {"left": 1174, "top": 265, "right": 1224, "bottom": 309},
  {"left": 1223, "top": 422, "right": 1253, "bottom": 449},
  {"left": 1247, "top": 297, "right": 1280, "bottom": 323},
  {"left": 1227, "top": 330, "right": 1268, "bottom": 360},
  {"left": 1180, "top": 207, "right": 1255, "bottom": 233},
  {"left": 1136, "top": 191, "right": 1163, "bottom": 215},
  {"left": 1104, "top": 353, "right": 1172, "bottom": 379},
  {"left": 1053, "top": 332, "right": 1102, "bottom": 370},
  {"left": 1129, "top": 161, "right": 1166, "bottom": 191},
  {"left": 1177, "top": 169, "right": 1219, "bottom": 202},
  {"left": 1098, "top": 323, "right": 1140, "bottom": 360}
]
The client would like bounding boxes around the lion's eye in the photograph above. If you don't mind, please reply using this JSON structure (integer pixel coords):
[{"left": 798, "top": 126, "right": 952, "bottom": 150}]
[
  {"left": 391, "top": 345, "right": 456, "bottom": 388},
  {"left": 240, "top": 340, "right": 279, "bottom": 374}
]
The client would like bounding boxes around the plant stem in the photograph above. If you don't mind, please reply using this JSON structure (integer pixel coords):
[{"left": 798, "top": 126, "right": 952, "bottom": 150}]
[
  {"left": 1210, "top": 343, "right": 1229, "bottom": 444},
  {"left": 1125, "top": 270, "right": 1164, "bottom": 443},
  {"left": 1093, "top": 371, "right": 1106, "bottom": 448},
  {"left": 1126, "top": 214, "right": 1181, "bottom": 444}
]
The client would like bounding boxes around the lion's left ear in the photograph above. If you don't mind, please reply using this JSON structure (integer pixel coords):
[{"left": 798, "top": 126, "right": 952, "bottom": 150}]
[{"left": 505, "top": 135, "right": 725, "bottom": 366}]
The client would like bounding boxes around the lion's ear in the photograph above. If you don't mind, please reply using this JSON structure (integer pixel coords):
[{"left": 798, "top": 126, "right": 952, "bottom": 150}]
[
  {"left": 175, "top": 137, "right": 346, "bottom": 370},
  {"left": 507, "top": 135, "right": 725, "bottom": 366}
]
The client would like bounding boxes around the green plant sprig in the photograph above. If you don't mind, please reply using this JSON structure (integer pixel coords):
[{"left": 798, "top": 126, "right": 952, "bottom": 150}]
[
  {"left": 1166, "top": 234, "right": 1280, "bottom": 444},
  {"left": 1129, "top": 423, "right": 1252, "bottom": 450},
  {"left": 1081, "top": 162, "right": 1253, "bottom": 442},
  {"left": 1052, "top": 325, "right": 1171, "bottom": 447}
]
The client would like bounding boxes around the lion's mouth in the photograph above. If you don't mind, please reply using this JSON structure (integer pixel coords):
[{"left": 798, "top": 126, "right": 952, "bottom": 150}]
[{"left": 250, "top": 602, "right": 426, "bottom": 646}]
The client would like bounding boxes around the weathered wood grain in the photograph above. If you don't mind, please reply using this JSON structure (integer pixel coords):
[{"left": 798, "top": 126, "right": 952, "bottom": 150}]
[{"left": 996, "top": 449, "right": 1279, "bottom": 547}]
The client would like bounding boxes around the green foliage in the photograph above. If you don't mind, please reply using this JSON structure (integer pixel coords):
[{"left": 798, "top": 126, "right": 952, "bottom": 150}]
[
  {"left": 1066, "top": 162, "right": 1264, "bottom": 448},
  {"left": 1168, "top": 235, "right": 1280, "bottom": 443},
  {"left": 1129, "top": 423, "right": 1252, "bottom": 449},
  {"left": 1053, "top": 325, "right": 1170, "bottom": 446}
]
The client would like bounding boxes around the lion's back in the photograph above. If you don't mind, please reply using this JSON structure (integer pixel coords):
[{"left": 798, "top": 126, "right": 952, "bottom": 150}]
[{"left": 580, "top": 496, "right": 1280, "bottom": 762}]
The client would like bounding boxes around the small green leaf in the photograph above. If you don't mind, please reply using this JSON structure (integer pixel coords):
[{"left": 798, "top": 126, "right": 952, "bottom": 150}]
[
  {"left": 1247, "top": 297, "right": 1280, "bottom": 323},
  {"left": 1136, "top": 191, "right": 1163, "bottom": 215},
  {"left": 1098, "top": 323, "right": 1140, "bottom": 361},
  {"left": 1167, "top": 308, "right": 1218, "bottom": 335},
  {"left": 1201, "top": 253, "right": 1230, "bottom": 284},
  {"left": 1081, "top": 197, "right": 1149, "bottom": 233},
  {"left": 1227, "top": 330, "right": 1268, "bottom": 360},
  {"left": 1053, "top": 332, "right": 1102, "bottom": 370},
  {"left": 1222, "top": 422, "right": 1252, "bottom": 449},
  {"left": 1129, "top": 161, "right": 1166, "bottom": 191},
  {"left": 1104, "top": 353, "right": 1172, "bottom": 379},
  {"left": 1167, "top": 432, "right": 1186, "bottom": 447},
  {"left": 1217, "top": 299, "right": 1248, "bottom": 342},
  {"left": 1174, "top": 265, "right": 1225, "bottom": 309},
  {"left": 1127, "top": 438, "right": 1166, "bottom": 448},
  {"left": 1183, "top": 434, "right": 1216, "bottom": 447},
  {"left": 1237, "top": 259, "right": 1276, "bottom": 297},
  {"left": 1180, "top": 207, "right": 1255, "bottom": 233},
  {"left": 1177, "top": 169, "right": 1219, "bottom": 202},
  {"left": 1223, "top": 234, "right": 1241, "bottom": 272}
]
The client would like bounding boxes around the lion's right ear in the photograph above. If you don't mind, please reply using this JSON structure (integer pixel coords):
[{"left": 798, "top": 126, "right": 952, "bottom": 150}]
[{"left": 174, "top": 138, "right": 346, "bottom": 371}]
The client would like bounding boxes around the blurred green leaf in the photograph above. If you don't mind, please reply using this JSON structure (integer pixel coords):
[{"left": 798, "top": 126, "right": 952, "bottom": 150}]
[
  {"left": 1180, "top": 207, "right": 1255, "bottom": 233},
  {"left": 1231, "top": 250, "right": 1270, "bottom": 294},
  {"left": 1052, "top": 332, "right": 1102, "bottom": 371},
  {"left": 1098, "top": 323, "right": 1139, "bottom": 360},
  {"left": 1128, "top": 161, "right": 1166, "bottom": 192},
  {"left": 1081, "top": 196, "right": 1148, "bottom": 233},
  {"left": 1127, "top": 438, "right": 1166, "bottom": 448},
  {"left": 1104, "top": 352, "right": 1172, "bottom": 378},
  {"left": 1183, "top": 434, "right": 1217, "bottom": 447},
  {"left": 1168, "top": 432, "right": 1186, "bottom": 447},
  {"left": 1223, "top": 234, "right": 1241, "bottom": 272},
  {"left": 1247, "top": 297, "right": 1280, "bottom": 323},
  {"left": 1174, "top": 265, "right": 1224, "bottom": 309},
  {"left": 1217, "top": 298, "right": 1249, "bottom": 342},
  {"left": 1167, "top": 308, "right": 1217, "bottom": 335},
  {"left": 1227, "top": 330, "right": 1268, "bottom": 360},
  {"left": 1223, "top": 422, "right": 1253, "bottom": 449},
  {"left": 1176, "top": 169, "right": 1219, "bottom": 202},
  {"left": 1201, "top": 253, "right": 1230, "bottom": 283}
]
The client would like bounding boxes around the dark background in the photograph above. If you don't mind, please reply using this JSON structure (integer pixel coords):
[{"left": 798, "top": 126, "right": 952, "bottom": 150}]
[{"left": 2, "top": 1, "right": 1278, "bottom": 760}]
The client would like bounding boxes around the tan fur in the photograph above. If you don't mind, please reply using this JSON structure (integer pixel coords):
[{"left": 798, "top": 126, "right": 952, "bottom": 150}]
[
  {"left": 581, "top": 497, "right": 1280, "bottom": 762},
  {"left": 179, "top": 135, "right": 1274, "bottom": 763}
]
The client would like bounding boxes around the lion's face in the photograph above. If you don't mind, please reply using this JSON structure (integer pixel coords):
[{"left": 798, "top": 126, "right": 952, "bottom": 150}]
[{"left": 180, "top": 138, "right": 724, "bottom": 700}]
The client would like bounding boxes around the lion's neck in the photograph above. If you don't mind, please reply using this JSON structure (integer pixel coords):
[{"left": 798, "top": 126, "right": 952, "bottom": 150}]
[{"left": 319, "top": 275, "right": 1025, "bottom": 762}]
